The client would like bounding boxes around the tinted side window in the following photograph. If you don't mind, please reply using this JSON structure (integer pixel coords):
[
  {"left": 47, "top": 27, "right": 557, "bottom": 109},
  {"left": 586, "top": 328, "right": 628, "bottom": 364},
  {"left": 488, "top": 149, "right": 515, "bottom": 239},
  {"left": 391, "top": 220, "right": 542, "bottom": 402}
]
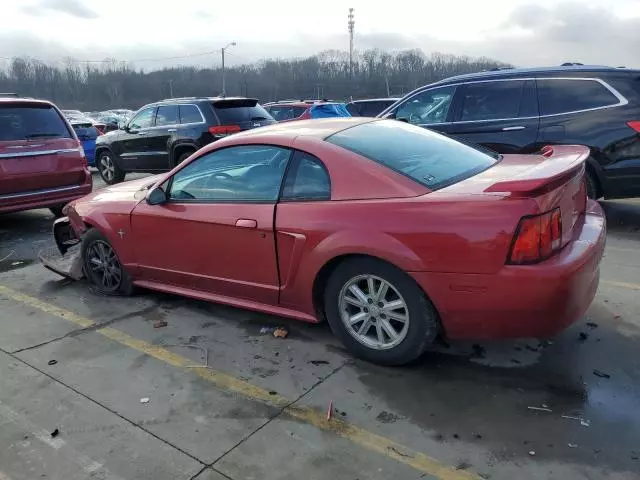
[
  {"left": 395, "top": 86, "right": 456, "bottom": 125},
  {"left": 155, "top": 105, "right": 179, "bottom": 126},
  {"left": 460, "top": 80, "right": 533, "bottom": 121},
  {"left": 346, "top": 103, "right": 362, "bottom": 116},
  {"left": 212, "top": 99, "right": 272, "bottom": 123},
  {"left": 0, "top": 105, "right": 71, "bottom": 141},
  {"left": 169, "top": 145, "right": 290, "bottom": 202},
  {"left": 282, "top": 151, "right": 331, "bottom": 201},
  {"left": 360, "top": 102, "right": 384, "bottom": 117},
  {"left": 538, "top": 79, "right": 620, "bottom": 116},
  {"left": 129, "top": 108, "right": 155, "bottom": 130},
  {"left": 179, "top": 105, "right": 203, "bottom": 124}
]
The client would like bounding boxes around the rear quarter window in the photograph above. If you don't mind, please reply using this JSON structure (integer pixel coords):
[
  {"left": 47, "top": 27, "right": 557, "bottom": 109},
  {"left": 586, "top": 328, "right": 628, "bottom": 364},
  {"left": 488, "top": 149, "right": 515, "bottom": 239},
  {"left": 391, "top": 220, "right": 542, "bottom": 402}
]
[
  {"left": 326, "top": 121, "right": 499, "bottom": 190},
  {"left": 537, "top": 79, "right": 622, "bottom": 115},
  {"left": 0, "top": 104, "right": 71, "bottom": 141}
]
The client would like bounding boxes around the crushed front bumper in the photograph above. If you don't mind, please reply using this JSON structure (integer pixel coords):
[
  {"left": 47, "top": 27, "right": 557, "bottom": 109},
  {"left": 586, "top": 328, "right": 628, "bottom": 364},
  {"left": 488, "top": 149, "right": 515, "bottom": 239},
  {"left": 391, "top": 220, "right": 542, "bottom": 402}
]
[{"left": 39, "top": 216, "right": 84, "bottom": 280}]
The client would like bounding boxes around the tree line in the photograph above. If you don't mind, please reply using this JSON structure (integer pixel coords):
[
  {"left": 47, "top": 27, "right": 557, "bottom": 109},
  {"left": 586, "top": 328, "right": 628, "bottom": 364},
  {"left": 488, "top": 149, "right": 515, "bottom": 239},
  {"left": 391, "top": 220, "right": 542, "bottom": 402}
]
[{"left": 0, "top": 49, "right": 510, "bottom": 110}]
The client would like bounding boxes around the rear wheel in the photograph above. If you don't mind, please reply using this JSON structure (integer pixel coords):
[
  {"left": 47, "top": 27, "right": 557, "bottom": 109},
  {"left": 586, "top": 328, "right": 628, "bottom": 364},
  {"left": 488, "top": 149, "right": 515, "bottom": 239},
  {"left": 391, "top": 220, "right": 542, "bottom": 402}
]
[
  {"left": 176, "top": 150, "right": 195, "bottom": 166},
  {"left": 97, "top": 151, "right": 125, "bottom": 185},
  {"left": 81, "top": 229, "right": 133, "bottom": 295},
  {"left": 324, "top": 257, "right": 438, "bottom": 365},
  {"left": 585, "top": 170, "right": 599, "bottom": 200}
]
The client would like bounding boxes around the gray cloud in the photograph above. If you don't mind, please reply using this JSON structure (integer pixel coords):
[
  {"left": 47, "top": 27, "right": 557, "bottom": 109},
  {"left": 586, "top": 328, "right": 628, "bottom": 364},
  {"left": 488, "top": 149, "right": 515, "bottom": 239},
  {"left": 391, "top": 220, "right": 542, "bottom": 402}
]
[
  {"left": 2, "top": 3, "right": 639, "bottom": 70},
  {"left": 21, "top": 0, "right": 98, "bottom": 19}
]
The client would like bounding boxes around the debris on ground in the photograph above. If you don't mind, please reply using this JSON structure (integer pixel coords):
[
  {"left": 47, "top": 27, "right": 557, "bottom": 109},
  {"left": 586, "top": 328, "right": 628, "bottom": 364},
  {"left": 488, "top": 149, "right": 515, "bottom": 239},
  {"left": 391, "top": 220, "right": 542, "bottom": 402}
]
[
  {"left": 47, "top": 360, "right": 57, "bottom": 366},
  {"left": 309, "top": 360, "right": 330, "bottom": 366},
  {"left": 561, "top": 415, "right": 591, "bottom": 427},
  {"left": 327, "top": 400, "right": 333, "bottom": 421},
  {"left": 528, "top": 406, "right": 553, "bottom": 412},
  {"left": 11, "top": 261, "right": 24, "bottom": 266},
  {"left": 586, "top": 322, "right": 598, "bottom": 329},
  {"left": 568, "top": 443, "right": 577, "bottom": 448},
  {"left": 525, "top": 344, "right": 539, "bottom": 352},
  {"left": 140, "top": 397, "right": 150, "bottom": 404},
  {"left": 50, "top": 428, "right": 59, "bottom": 438},
  {"left": 455, "top": 461, "right": 472, "bottom": 470},
  {"left": 273, "top": 327, "right": 288, "bottom": 338},
  {"left": 578, "top": 332, "right": 589, "bottom": 342},
  {"left": 259, "top": 326, "right": 274, "bottom": 334},
  {"left": 153, "top": 320, "right": 168, "bottom": 329},
  {"left": 528, "top": 451, "right": 536, "bottom": 456},
  {"left": 593, "top": 369, "right": 611, "bottom": 379},
  {"left": 613, "top": 314, "right": 622, "bottom": 320},
  {"left": 0, "top": 250, "right": 15, "bottom": 263}
]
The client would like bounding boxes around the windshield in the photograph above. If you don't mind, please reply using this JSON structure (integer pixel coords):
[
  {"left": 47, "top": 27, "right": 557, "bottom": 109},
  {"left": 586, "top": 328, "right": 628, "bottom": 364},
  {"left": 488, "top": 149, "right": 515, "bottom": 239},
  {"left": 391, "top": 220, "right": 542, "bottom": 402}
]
[
  {"left": 0, "top": 104, "right": 71, "bottom": 141},
  {"left": 326, "top": 120, "right": 499, "bottom": 190}
]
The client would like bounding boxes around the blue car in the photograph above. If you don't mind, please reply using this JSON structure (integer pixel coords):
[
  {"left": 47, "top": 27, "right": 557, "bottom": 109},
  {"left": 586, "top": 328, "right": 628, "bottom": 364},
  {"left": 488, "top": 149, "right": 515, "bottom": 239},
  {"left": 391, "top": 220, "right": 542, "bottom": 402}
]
[{"left": 70, "top": 119, "right": 101, "bottom": 166}]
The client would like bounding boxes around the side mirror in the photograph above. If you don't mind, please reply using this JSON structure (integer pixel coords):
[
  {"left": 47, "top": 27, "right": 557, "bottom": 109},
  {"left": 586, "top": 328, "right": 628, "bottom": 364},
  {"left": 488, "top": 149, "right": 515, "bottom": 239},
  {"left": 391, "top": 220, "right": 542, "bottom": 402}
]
[
  {"left": 118, "top": 120, "right": 127, "bottom": 131},
  {"left": 147, "top": 187, "right": 167, "bottom": 205}
]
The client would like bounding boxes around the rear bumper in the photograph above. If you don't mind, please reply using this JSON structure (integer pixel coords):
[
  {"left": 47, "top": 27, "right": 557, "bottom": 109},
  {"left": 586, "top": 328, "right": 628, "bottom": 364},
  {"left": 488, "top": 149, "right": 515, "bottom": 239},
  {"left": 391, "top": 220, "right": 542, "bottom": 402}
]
[
  {"left": 0, "top": 174, "right": 92, "bottom": 214},
  {"left": 411, "top": 200, "right": 606, "bottom": 340}
]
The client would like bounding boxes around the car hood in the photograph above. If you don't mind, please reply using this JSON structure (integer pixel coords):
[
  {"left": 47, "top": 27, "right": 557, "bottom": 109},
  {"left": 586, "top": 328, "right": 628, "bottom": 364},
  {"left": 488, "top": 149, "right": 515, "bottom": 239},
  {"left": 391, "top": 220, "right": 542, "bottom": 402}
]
[{"left": 70, "top": 174, "right": 163, "bottom": 216}]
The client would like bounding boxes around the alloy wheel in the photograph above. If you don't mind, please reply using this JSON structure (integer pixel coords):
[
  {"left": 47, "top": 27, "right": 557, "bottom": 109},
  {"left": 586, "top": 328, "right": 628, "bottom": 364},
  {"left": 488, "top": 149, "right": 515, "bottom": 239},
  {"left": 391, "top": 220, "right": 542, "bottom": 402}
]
[
  {"left": 99, "top": 154, "right": 114, "bottom": 182},
  {"left": 86, "top": 240, "right": 122, "bottom": 292},
  {"left": 338, "top": 274, "right": 410, "bottom": 350}
]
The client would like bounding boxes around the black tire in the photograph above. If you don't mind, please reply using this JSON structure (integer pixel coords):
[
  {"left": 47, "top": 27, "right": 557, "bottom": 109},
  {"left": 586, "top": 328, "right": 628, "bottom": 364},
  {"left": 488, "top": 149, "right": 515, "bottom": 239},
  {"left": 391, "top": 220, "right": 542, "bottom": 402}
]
[
  {"left": 176, "top": 150, "right": 195, "bottom": 166},
  {"left": 81, "top": 229, "right": 133, "bottom": 296},
  {"left": 585, "top": 170, "right": 599, "bottom": 200},
  {"left": 97, "top": 150, "right": 125, "bottom": 185},
  {"left": 324, "top": 257, "right": 438, "bottom": 366},
  {"left": 49, "top": 206, "right": 65, "bottom": 218}
]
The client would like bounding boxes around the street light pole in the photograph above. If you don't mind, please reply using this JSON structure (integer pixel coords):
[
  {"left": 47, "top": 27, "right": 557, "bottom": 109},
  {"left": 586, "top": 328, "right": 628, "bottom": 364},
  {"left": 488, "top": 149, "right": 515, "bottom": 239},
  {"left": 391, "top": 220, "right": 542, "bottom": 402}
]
[{"left": 221, "top": 42, "right": 236, "bottom": 97}]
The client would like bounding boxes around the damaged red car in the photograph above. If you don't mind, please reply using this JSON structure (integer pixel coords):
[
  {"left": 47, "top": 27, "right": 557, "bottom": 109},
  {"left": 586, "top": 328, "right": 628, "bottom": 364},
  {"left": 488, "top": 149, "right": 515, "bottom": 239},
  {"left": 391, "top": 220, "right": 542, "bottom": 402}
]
[{"left": 50, "top": 118, "right": 606, "bottom": 365}]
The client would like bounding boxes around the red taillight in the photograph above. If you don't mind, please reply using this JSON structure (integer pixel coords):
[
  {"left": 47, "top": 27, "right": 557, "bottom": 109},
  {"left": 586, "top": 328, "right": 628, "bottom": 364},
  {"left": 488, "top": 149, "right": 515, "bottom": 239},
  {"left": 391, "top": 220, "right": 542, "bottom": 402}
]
[
  {"left": 208, "top": 125, "right": 241, "bottom": 136},
  {"left": 626, "top": 121, "right": 640, "bottom": 133},
  {"left": 508, "top": 208, "right": 562, "bottom": 264},
  {"left": 76, "top": 140, "right": 88, "bottom": 168}
]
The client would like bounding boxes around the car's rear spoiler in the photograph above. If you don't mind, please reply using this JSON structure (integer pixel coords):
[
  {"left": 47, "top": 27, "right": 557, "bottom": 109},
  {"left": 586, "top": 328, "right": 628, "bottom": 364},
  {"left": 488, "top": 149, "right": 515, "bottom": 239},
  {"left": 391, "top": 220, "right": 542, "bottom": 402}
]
[{"left": 484, "top": 145, "right": 589, "bottom": 195}]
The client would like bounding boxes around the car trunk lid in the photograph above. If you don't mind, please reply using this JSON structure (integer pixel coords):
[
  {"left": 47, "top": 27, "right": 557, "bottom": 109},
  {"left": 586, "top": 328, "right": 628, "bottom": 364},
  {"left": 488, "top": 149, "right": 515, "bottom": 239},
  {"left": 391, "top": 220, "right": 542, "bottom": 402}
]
[
  {"left": 211, "top": 99, "right": 276, "bottom": 134},
  {"left": 0, "top": 102, "right": 86, "bottom": 195},
  {"left": 444, "top": 145, "right": 589, "bottom": 246}
]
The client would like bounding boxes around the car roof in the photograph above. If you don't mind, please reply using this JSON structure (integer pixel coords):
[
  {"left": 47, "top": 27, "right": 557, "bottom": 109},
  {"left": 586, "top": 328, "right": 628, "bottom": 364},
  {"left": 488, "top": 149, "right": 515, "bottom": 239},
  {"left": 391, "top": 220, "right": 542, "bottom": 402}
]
[
  {"left": 0, "top": 97, "right": 55, "bottom": 107},
  {"left": 148, "top": 96, "right": 257, "bottom": 106},
  {"left": 432, "top": 65, "right": 640, "bottom": 85},
  {"left": 217, "top": 117, "right": 376, "bottom": 144},
  {"left": 349, "top": 98, "right": 401, "bottom": 103},
  {"left": 265, "top": 102, "right": 311, "bottom": 108}
]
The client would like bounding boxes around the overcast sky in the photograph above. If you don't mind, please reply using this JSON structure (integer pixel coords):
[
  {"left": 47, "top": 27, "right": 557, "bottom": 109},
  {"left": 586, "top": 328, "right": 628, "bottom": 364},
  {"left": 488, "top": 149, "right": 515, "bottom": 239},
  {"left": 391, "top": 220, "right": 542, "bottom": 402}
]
[{"left": 1, "top": 0, "right": 639, "bottom": 70}]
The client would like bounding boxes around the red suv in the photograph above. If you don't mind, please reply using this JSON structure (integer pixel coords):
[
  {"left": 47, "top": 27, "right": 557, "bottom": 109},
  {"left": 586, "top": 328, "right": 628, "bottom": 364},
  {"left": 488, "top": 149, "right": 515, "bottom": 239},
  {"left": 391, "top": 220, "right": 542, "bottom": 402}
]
[{"left": 0, "top": 96, "right": 92, "bottom": 216}]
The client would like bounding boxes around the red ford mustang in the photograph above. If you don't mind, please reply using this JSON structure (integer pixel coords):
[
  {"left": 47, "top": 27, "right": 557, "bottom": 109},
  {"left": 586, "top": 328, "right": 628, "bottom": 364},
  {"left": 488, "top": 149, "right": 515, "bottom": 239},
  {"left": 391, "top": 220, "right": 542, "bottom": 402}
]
[{"left": 52, "top": 118, "right": 606, "bottom": 365}]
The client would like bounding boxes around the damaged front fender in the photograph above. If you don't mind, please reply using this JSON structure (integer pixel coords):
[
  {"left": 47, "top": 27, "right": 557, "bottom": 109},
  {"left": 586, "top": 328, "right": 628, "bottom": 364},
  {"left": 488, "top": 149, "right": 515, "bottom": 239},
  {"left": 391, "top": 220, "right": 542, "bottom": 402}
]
[{"left": 39, "top": 216, "right": 84, "bottom": 280}]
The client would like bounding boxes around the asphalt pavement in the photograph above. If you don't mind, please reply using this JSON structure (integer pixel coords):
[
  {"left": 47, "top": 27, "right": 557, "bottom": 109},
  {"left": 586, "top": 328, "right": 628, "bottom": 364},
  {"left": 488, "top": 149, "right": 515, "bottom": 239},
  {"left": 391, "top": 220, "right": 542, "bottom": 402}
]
[{"left": 0, "top": 171, "right": 639, "bottom": 480}]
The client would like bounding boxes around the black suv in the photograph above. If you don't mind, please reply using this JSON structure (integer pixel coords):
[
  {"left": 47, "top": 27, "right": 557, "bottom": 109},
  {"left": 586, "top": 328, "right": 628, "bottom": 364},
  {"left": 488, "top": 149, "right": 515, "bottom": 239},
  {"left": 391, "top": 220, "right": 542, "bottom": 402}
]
[
  {"left": 95, "top": 97, "right": 275, "bottom": 184},
  {"left": 378, "top": 65, "right": 640, "bottom": 199}
]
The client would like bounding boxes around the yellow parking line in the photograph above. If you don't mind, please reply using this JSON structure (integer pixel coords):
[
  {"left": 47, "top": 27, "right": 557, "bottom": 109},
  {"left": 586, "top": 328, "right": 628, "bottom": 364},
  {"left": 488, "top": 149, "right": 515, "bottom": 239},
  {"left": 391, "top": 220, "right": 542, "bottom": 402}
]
[
  {"left": 602, "top": 280, "right": 640, "bottom": 290},
  {"left": 0, "top": 285, "right": 476, "bottom": 480}
]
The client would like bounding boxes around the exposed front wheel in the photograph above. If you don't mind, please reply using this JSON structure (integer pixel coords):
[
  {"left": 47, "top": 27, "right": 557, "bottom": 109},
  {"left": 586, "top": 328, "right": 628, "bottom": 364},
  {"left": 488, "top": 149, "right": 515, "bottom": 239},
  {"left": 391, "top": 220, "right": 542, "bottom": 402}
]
[
  {"left": 81, "top": 229, "right": 133, "bottom": 295},
  {"left": 97, "top": 151, "right": 125, "bottom": 185},
  {"left": 324, "top": 257, "right": 438, "bottom": 365}
]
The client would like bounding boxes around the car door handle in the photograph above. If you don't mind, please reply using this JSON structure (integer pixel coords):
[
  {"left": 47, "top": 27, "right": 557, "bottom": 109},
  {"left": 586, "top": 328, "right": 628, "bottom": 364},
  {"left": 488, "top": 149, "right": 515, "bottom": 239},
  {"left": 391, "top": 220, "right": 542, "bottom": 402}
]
[
  {"left": 502, "top": 126, "right": 525, "bottom": 131},
  {"left": 167, "top": 128, "right": 177, "bottom": 132},
  {"left": 235, "top": 219, "right": 257, "bottom": 229}
]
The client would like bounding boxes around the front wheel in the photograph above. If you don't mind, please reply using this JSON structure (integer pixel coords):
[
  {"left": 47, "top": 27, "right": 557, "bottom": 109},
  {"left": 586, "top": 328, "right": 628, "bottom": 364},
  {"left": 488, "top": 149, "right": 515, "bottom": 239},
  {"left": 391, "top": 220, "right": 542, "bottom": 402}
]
[
  {"left": 81, "top": 229, "right": 133, "bottom": 295},
  {"left": 97, "top": 151, "right": 125, "bottom": 185},
  {"left": 324, "top": 257, "right": 438, "bottom": 366}
]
